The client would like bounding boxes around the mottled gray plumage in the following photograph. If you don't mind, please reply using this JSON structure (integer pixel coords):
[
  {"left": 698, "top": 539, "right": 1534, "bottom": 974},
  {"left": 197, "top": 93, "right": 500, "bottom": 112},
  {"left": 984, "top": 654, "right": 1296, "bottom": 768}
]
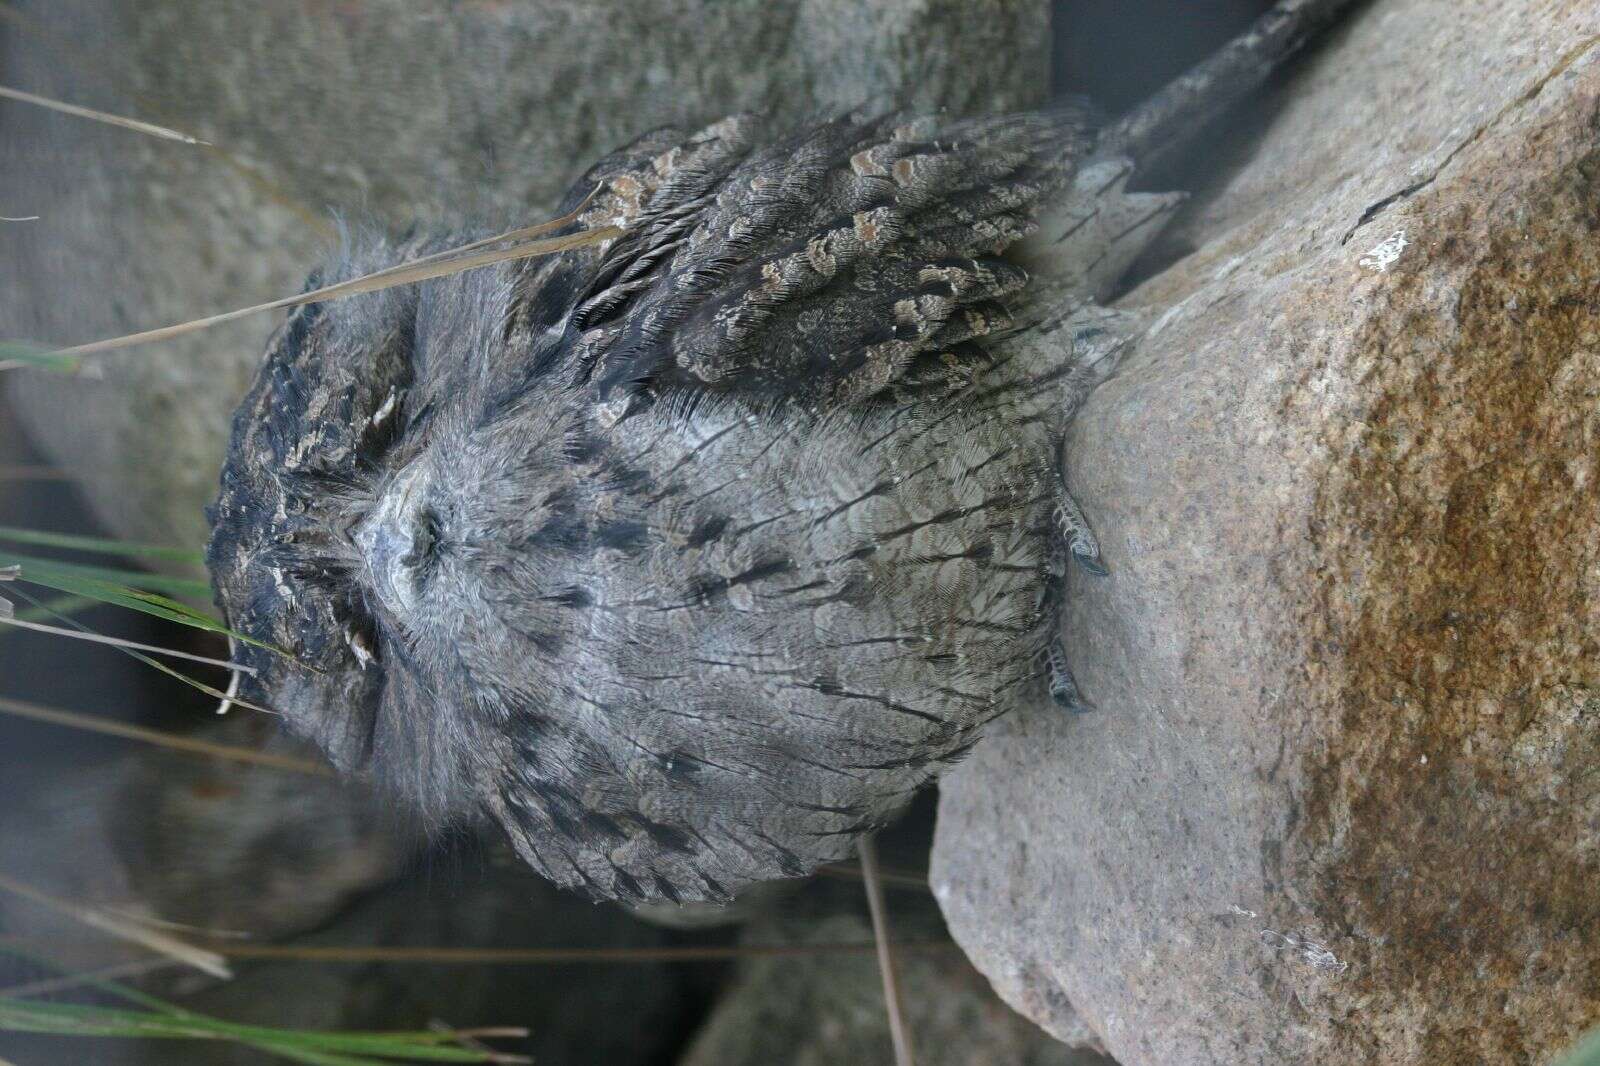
[
  {"left": 204, "top": 0, "right": 1364, "bottom": 906},
  {"left": 208, "top": 108, "right": 1102, "bottom": 903}
]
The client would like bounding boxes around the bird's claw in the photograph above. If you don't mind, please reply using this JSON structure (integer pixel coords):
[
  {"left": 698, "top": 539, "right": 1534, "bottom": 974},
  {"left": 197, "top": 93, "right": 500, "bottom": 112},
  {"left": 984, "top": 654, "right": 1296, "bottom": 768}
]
[
  {"left": 1046, "top": 640, "right": 1095, "bottom": 714},
  {"left": 1071, "top": 542, "right": 1108, "bottom": 577},
  {"left": 1053, "top": 479, "right": 1108, "bottom": 577}
]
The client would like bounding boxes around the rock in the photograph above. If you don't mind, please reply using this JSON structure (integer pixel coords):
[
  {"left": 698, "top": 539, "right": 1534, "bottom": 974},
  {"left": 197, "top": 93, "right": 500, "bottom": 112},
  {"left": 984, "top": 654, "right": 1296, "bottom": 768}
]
[
  {"left": 0, "top": 0, "right": 1046, "bottom": 555},
  {"left": 115, "top": 852, "right": 701, "bottom": 1066},
  {"left": 0, "top": 723, "right": 696, "bottom": 1066},
  {"left": 933, "top": 1, "right": 1600, "bottom": 1064},
  {"left": 0, "top": 714, "right": 406, "bottom": 949},
  {"left": 106, "top": 717, "right": 410, "bottom": 938},
  {"left": 678, "top": 885, "right": 1111, "bottom": 1066}
]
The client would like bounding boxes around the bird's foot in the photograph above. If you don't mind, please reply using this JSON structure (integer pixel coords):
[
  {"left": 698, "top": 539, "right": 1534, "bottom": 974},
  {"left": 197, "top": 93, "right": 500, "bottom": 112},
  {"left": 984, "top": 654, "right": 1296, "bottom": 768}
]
[
  {"left": 1053, "top": 478, "right": 1107, "bottom": 576},
  {"left": 1046, "top": 639, "right": 1094, "bottom": 713}
]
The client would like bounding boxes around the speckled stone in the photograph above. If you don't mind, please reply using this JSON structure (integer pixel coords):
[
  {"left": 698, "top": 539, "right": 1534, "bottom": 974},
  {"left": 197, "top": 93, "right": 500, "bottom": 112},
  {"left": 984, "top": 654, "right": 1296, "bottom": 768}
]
[{"left": 933, "top": 2, "right": 1600, "bottom": 1063}]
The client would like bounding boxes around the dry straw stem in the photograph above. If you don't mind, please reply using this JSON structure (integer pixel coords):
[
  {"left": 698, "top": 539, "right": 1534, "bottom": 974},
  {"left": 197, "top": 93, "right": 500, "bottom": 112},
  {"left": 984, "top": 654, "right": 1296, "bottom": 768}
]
[
  {"left": 0, "top": 958, "right": 180, "bottom": 999},
  {"left": 177, "top": 941, "right": 960, "bottom": 966},
  {"left": 0, "top": 871, "right": 229, "bottom": 980},
  {"left": 0, "top": 1, "right": 340, "bottom": 240},
  {"left": 2, "top": 584, "right": 282, "bottom": 716},
  {"left": 426, "top": 1022, "right": 537, "bottom": 1064},
  {"left": 0, "top": 466, "right": 74, "bottom": 482},
  {"left": 0, "top": 695, "right": 332, "bottom": 776},
  {"left": 93, "top": 907, "right": 252, "bottom": 943},
  {"left": 0, "top": 191, "right": 615, "bottom": 371},
  {"left": 817, "top": 861, "right": 929, "bottom": 893},
  {"left": 859, "top": 835, "right": 917, "bottom": 1066},
  {"left": 0, "top": 615, "right": 254, "bottom": 674},
  {"left": 2, "top": 938, "right": 960, "bottom": 967},
  {"left": 428, "top": 1028, "right": 529, "bottom": 1042},
  {"left": 0, "top": 83, "right": 208, "bottom": 144}
]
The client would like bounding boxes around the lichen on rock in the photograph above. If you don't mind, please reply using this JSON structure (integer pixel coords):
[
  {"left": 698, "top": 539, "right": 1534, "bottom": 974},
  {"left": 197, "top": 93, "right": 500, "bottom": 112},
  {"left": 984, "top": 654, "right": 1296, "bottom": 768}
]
[{"left": 933, "top": 4, "right": 1600, "bottom": 1064}]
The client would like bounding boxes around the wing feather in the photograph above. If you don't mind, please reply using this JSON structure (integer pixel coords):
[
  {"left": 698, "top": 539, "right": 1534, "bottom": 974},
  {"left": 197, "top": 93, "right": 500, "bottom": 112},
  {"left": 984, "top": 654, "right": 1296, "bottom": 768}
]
[{"left": 523, "top": 106, "right": 1099, "bottom": 406}]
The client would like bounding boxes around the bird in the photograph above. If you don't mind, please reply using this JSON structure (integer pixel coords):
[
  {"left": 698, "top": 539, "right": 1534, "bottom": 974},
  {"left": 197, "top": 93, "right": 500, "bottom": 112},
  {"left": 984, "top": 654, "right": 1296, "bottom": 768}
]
[
  {"left": 205, "top": 105, "right": 1112, "bottom": 903},
  {"left": 205, "top": 0, "right": 1361, "bottom": 904}
]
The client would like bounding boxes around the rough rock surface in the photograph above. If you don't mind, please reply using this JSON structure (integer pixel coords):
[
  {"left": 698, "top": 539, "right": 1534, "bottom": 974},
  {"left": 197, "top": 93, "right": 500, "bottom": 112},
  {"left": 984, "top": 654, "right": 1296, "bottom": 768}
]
[
  {"left": 0, "top": 0, "right": 1046, "bottom": 555},
  {"left": 678, "top": 888, "right": 1113, "bottom": 1066},
  {"left": 0, "top": 714, "right": 406, "bottom": 948},
  {"left": 115, "top": 852, "right": 700, "bottom": 1066},
  {"left": 933, "top": 2, "right": 1600, "bottom": 1064}
]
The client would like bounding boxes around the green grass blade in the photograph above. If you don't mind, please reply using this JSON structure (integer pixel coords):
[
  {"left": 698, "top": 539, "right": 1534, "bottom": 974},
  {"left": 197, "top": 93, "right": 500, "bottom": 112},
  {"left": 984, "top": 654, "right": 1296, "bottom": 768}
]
[
  {"left": 5, "top": 587, "right": 270, "bottom": 713},
  {"left": 2, "top": 558, "right": 292, "bottom": 659},
  {"left": 5, "top": 563, "right": 221, "bottom": 629},
  {"left": 0, "top": 1000, "right": 511, "bottom": 1063},
  {"left": 0, "top": 943, "right": 212, "bottom": 1019},
  {"left": 6, "top": 594, "right": 94, "bottom": 625},
  {"left": 0, "top": 553, "right": 271, "bottom": 647},
  {"left": 0, "top": 526, "right": 204, "bottom": 564},
  {"left": 0, "top": 999, "right": 220, "bottom": 1040},
  {"left": 0, "top": 950, "right": 518, "bottom": 1064},
  {"left": 0, "top": 341, "right": 79, "bottom": 373},
  {"left": 0, "top": 551, "right": 211, "bottom": 598},
  {"left": 241, "top": 1043, "right": 395, "bottom": 1066},
  {"left": 166, "top": 1016, "right": 507, "bottom": 1060}
]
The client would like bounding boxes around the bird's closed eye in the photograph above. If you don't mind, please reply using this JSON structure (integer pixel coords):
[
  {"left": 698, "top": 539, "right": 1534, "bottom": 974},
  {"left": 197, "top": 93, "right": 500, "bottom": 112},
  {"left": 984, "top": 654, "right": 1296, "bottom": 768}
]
[{"left": 404, "top": 508, "right": 441, "bottom": 567}]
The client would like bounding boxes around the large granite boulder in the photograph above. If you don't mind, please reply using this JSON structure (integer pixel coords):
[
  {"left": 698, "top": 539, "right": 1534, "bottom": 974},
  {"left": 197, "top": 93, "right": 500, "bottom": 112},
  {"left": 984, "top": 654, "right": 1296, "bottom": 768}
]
[{"left": 933, "top": 2, "right": 1600, "bottom": 1063}]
